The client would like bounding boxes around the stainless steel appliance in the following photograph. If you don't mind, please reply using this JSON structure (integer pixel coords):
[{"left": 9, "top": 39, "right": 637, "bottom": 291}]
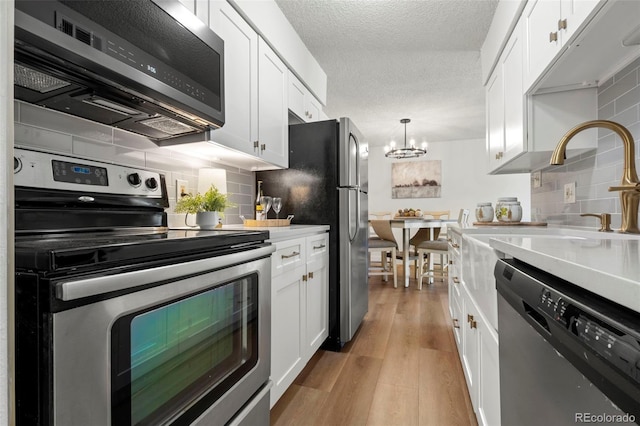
[
  {"left": 14, "top": 0, "right": 224, "bottom": 141},
  {"left": 257, "top": 118, "right": 368, "bottom": 349},
  {"left": 495, "top": 258, "right": 640, "bottom": 425},
  {"left": 14, "top": 148, "right": 273, "bottom": 426}
]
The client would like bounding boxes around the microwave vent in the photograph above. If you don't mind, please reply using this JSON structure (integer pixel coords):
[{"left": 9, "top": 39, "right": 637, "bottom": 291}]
[
  {"left": 139, "top": 116, "right": 198, "bottom": 136},
  {"left": 75, "top": 26, "right": 91, "bottom": 45},
  {"left": 57, "top": 15, "right": 102, "bottom": 49},
  {"left": 14, "top": 64, "right": 71, "bottom": 93}
]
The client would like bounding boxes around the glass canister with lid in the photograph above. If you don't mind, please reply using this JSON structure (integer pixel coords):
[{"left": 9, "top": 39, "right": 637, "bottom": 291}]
[
  {"left": 475, "top": 202, "right": 494, "bottom": 222},
  {"left": 496, "top": 197, "right": 522, "bottom": 222}
]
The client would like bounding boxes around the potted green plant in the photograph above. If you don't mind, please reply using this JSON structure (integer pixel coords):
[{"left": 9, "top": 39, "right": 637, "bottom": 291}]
[{"left": 175, "top": 185, "right": 234, "bottom": 229}]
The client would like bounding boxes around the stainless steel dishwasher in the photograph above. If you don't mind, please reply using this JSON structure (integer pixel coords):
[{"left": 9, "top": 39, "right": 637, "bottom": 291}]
[{"left": 495, "top": 258, "right": 640, "bottom": 425}]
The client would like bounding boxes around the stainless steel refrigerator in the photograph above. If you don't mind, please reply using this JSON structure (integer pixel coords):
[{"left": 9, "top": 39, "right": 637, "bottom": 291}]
[{"left": 257, "top": 117, "right": 368, "bottom": 350}]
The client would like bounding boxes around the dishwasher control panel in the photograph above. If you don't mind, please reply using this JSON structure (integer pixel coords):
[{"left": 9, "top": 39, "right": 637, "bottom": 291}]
[{"left": 538, "top": 288, "right": 640, "bottom": 385}]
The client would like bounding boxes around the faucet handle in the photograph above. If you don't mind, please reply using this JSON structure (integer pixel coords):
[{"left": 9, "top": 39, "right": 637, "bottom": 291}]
[
  {"left": 608, "top": 183, "right": 640, "bottom": 192},
  {"left": 580, "top": 213, "right": 612, "bottom": 232}
]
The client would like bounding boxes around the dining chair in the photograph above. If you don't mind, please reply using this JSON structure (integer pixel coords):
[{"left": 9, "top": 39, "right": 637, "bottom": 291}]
[
  {"left": 415, "top": 208, "right": 469, "bottom": 289},
  {"left": 368, "top": 220, "right": 398, "bottom": 287}
]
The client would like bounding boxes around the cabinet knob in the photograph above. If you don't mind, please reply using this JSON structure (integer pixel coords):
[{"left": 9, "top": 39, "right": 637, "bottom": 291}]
[
  {"left": 308, "top": 271, "right": 314, "bottom": 279},
  {"left": 549, "top": 31, "right": 558, "bottom": 42},
  {"left": 470, "top": 320, "right": 478, "bottom": 329},
  {"left": 260, "top": 143, "right": 266, "bottom": 152},
  {"left": 302, "top": 274, "right": 308, "bottom": 282},
  {"left": 253, "top": 140, "right": 259, "bottom": 149},
  {"left": 452, "top": 277, "right": 460, "bottom": 284},
  {"left": 558, "top": 18, "right": 567, "bottom": 30},
  {"left": 453, "top": 318, "right": 460, "bottom": 329}
]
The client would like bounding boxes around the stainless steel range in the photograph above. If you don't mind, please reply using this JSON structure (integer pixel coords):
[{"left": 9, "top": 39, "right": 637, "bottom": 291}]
[{"left": 14, "top": 148, "right": 273, "bottom": 426}]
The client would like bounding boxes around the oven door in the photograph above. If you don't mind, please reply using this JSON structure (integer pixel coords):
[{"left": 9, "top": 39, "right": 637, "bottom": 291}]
[{"left": 50, "top": 245, "right": 273, "bottom": 426}]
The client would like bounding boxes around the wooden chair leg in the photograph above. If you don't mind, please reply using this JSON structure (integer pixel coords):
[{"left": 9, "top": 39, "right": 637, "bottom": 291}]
[{"left": 391, "top": 247, "right": 397, "bottom": 288}]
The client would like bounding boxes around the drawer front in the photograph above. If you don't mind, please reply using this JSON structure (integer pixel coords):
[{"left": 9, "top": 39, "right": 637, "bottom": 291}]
[
  {"left": 306, "top": 233, "right": 328, "bottom": 264},
  {"left": 272, "top": 237, "right": 306, "bottom": 277}
]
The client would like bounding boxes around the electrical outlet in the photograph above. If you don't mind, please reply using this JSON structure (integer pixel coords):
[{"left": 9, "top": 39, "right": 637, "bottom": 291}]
[
  {"left": 564, "top": 182, "right": 576, "bottom": 204},
  {"left": 533, "top": 171, "right": 541, "bottom": 188},
  {"left": 176, "top": 179, "right": 188, "bottom": 200}
]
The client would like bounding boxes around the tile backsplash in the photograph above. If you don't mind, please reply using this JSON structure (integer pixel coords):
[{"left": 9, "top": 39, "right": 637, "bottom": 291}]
[
  {"left": 14, "top": 101, "right": 253, "bottom": 225},
  {"left": 532, "top": 56, "right": 640, "bottom": 230}
]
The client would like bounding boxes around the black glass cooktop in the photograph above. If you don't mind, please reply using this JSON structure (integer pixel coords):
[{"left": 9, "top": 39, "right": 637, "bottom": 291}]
[{"left": 15, "top": 228, "right": 269, "bottom": 273}]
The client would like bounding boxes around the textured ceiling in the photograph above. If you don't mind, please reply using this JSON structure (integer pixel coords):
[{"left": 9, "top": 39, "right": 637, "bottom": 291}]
[{"left": 275, "top": 0, "right": 499, "bottom": 147}]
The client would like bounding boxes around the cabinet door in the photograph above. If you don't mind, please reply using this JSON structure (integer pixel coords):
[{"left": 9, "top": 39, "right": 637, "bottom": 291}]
[
  {"left": 524, "top": 0, "right": 562, "bottom": 88},
  {"left": 305, "top": 256, "right": 328, "bottom": 356},
  {"left": 486, "top": 69, "right": 504, "bottom": 172},
  {"left": 305, "top": 95, "right": 321, "bottom": 122},
  {"left": 209, "top": 1, "right": 259, "bottom": 156},
  {"left": 461, "top": 288, "right": 479, "bottom": 410},
  {"left": 288, "top": 72, "right": 307, "bottom": 122},
  {"left": 258, "top": 37, "right": 288, "bottom": 168},
  {"left": 304, "top": 234, "right": 329, "bottom": 356},
  {"left": 270, "top": 265, "right": 305, "bottom": 407},
  {"left": 477, "top": 321, "right": 501, "bottom": 426},
  {"left": 560, "top": 0, "right": 600, "bottom": 43},
  {"left": 502, "top": 21, "right": 525, "bottom": 163}
]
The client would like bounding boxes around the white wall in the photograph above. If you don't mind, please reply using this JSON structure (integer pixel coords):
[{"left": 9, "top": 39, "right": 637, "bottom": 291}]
[{"left": 368, "top": 139, "right": 531, "bottom": 244}]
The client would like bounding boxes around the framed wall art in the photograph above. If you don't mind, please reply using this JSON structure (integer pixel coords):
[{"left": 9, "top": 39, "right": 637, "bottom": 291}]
[{"left": 391, "top": 160, "right": 442, "bottom": 199}]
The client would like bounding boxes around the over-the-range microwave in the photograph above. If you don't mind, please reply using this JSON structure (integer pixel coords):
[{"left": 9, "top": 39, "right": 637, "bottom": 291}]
[{"left": 14, "top": 0, "right": 225, "bottom": 142}]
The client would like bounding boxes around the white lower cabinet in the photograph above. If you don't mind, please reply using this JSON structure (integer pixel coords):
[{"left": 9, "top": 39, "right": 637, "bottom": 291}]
[
  {"left": 448, "top": 230, "right": 500, "bottom": 426},
  {"left": 270, "top": 233, "right": 329, "bottom": 407}
]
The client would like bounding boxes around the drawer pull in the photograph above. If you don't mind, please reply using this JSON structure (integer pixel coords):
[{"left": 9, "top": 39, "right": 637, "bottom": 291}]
[
  {"left": 452, "top": 277, "right": 460, "bottom": 284},
  {"left": 281, "top": 251, "right": 300, "bottom": 259},
  {"left": 313, "top": 244, "right": 326, "bottom": 250},
  {"left": 451, "top": 243, "right": 460, "bottom": 248},
  {"left": 453, "top": 318, "right": 460, "bottom": 329}
]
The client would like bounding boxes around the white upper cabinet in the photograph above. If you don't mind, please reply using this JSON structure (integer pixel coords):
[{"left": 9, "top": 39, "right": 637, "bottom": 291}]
[
  {"left": 257, "top": 37, "right": 288, "bottom": 167},
  {"left": 487, "top": 21, "right": 525, "bottom": 174},
  {"left": 209, "top": 2, "right": 287, "bottom": 168},
  {"left": 523, "top": 0, "right": 600, "bottom": 90},
  {"left": 209, "top": 1, "right": 259, "bottom": 156},
  {"left": 288, "top": 71, "right": 323, "bottom": 123}
]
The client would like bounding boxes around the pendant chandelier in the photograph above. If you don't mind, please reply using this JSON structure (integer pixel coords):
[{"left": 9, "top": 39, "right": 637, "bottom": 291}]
[{"left": 384, "top": 118, "right": 427, "bottom": 159}]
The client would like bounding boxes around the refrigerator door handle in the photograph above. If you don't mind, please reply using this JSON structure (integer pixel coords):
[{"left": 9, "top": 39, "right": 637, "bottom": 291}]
[
  {"left": 350, "top": 132, "right": 360, "bottom": 188},
  {"left": 350, "top": 187, "right": 360, "bottom": 243}
]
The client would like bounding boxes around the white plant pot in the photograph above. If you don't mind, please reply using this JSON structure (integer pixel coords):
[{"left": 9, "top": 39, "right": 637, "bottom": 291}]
[{"left": 195, "top": 211, "right": 220, "bottom": 229}]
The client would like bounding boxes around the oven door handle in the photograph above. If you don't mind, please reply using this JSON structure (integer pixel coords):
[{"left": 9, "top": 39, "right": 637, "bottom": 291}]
[{"left": 56, "top": 245, "right": 275, "bottom": 301}]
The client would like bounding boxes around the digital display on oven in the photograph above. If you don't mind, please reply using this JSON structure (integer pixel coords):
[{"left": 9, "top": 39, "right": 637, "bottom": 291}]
[{"left": 52, "top": 160, "right": 108, "bottom": 186}]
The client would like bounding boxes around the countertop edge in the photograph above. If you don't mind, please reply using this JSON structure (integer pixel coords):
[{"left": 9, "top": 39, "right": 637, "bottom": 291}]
[{"left": 489, "top": 237, "right": 640, "bottom": 314}]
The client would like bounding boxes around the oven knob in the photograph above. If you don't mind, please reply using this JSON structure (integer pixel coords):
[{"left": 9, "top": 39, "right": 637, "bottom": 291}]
[
  {"left": 127, "top": 173, "right": 141, "bottom": 187},
  {"left": 14, "top": 157, "right": 22, "bottom": 174},
  {"left": 145, "top": 177, "right": 158, "bottom": 190}
]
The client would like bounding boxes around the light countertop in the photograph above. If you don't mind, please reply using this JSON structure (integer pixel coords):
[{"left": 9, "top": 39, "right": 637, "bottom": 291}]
[
  {"left": 218, "top": 224, "right": 329, "bottom": 242},
  {"left": 489, "top": 235, "right": 640, "bottom": 313},
  {"left": 451, "top": 224, "right": 640, "bottom": 313}
]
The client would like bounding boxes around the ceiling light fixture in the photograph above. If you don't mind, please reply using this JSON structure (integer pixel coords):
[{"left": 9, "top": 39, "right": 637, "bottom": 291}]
[{"left": 384, "top": 118, "right": 427, "bottom": 159}]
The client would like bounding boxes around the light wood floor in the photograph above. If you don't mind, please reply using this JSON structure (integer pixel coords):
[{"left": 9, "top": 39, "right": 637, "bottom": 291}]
[{"left": 270, "top": 271, "right": 477, "bottom": 426}]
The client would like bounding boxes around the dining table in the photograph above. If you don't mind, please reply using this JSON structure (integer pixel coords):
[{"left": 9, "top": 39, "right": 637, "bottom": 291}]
[{"left": 390, "top": 217, "right": 458, "bottom": 288}]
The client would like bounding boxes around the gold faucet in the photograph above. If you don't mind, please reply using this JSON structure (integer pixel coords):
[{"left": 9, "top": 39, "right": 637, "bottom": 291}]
[{"left": 550, "top": 120, "right": 640, "bottom": 233}]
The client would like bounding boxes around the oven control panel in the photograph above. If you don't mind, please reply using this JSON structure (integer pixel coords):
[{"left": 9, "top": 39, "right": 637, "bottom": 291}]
[{"left": 14, "top": 148, "right": 165, "bottom": 197}]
